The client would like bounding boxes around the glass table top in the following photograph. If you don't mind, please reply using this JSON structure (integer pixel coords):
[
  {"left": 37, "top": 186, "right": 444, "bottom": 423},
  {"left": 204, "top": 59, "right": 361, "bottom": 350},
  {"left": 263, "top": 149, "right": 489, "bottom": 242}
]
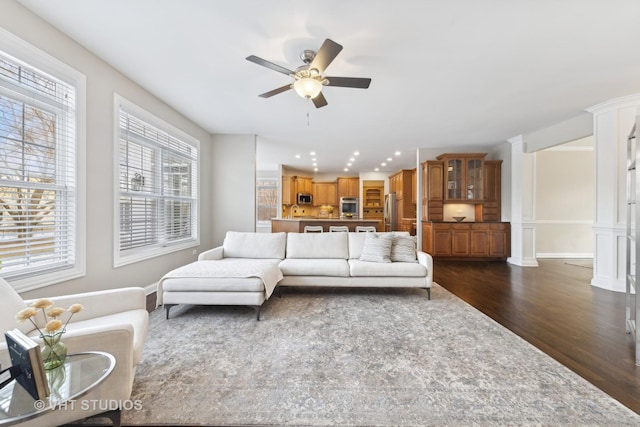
[{"left": 0, "top": 351, "right": 115, "bottom": 426}]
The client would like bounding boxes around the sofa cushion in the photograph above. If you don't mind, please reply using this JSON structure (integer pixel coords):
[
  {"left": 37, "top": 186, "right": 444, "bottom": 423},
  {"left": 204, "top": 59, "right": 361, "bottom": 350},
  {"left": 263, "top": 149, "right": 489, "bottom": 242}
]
[
  {"left": 223, "top": 231, "right": 286, "bottom": 259},
  {"left": 286, "top": 232, "right": 348, "bottom": 259},
  {"left": 359, "top": 232, "right": 393, "bottom": 263},
  {"left": 349, "top": 259, "right": 427, "bottom": 277},
  {"left": 162, "top": 277, "right": 265, "bottom": 292},
  {"left": 279, "top": 259, "right": 350, "bottom": 277},
  {"left": 348, "top": 231, "right": 409, "bottom": 259},
  {"left": 390, "top": 235, "right": 418, "bottom": 263}
]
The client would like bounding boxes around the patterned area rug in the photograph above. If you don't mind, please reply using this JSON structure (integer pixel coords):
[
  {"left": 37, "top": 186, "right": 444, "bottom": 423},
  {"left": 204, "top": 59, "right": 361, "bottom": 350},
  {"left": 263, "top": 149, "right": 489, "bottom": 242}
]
[{"left": 123, "top": 284, "right": 640, "bottom": 426}]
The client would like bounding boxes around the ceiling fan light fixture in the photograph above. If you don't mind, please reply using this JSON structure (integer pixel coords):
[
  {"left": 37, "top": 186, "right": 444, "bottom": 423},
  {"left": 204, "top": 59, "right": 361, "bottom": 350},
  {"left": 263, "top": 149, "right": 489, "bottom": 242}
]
[{"left": 294, "top": 77, "right": 322, "bottom": 99}]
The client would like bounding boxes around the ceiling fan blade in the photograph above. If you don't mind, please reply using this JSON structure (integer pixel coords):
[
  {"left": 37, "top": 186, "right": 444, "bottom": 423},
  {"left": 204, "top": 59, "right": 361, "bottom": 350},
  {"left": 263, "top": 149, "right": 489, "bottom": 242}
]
[
  {"left": 258, "top": 84, "right": 292, "bottom": 98},
  {"left": 246, "top": 55, "right": 294, "bottom": 76},
  {"left": 312, "top": 92, "right": 328, "bottom": 108},
  {"left": 325, "top": 77, "right": 372, "bottom": 89},
  {"left": 309, "top": 39, "right": 343, "bottom": 74}
]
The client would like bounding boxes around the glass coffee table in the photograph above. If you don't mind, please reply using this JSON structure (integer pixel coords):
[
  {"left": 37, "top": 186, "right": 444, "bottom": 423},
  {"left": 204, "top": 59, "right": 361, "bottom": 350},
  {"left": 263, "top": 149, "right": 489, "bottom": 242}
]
[{"left": 0, "top": 351, "right": 115, "bottom": 426}]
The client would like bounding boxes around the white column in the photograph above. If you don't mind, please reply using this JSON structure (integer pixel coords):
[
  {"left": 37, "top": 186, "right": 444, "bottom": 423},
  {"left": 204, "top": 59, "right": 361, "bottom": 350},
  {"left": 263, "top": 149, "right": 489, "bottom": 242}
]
[
  {"left": 587, "top": 94, "right": 640, "bottom": 292},
  {"left": 507, "top": 135, "right": 538, "bottom": 267}
]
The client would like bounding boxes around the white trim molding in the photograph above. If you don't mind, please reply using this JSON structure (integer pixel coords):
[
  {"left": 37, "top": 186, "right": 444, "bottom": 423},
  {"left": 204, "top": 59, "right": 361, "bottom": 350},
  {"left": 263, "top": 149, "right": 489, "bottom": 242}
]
[
  {"left": 588, "top": 93, "right": 640, "bottom": 292},
  {"left": 507, "top": 136, "right": 538, "bottom": 267}
]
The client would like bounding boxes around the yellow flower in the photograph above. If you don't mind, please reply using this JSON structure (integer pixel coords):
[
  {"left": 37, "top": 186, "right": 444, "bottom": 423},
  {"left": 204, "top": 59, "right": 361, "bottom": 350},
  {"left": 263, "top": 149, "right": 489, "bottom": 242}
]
[
  {"left": 15, "top": 307, "right": 38, "bottom": 323},
  {"left": 68, "top": 304, "right": 84, "bottom": 314},
  {"left": 44, "top": 319, "right": 63, "bottom": 333},
  {"left": 47, "top": 307, "right": 66, "bottom": 318},
  {"left": 31, "top": 298, "right": 54, "bottom": 310}
]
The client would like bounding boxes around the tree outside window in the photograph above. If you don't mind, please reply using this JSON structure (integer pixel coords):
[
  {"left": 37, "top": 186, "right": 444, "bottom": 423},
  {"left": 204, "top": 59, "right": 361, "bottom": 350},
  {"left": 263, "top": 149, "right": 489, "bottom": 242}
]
[{"left": 256, "top": 178, "right": 278, "bottom": 226}]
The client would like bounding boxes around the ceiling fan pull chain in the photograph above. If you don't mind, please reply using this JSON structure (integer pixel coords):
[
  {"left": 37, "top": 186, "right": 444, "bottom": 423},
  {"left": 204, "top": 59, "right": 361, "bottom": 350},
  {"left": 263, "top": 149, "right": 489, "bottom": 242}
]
[{"left": 307, "top": 99, "right": 311, "bottom": 127}]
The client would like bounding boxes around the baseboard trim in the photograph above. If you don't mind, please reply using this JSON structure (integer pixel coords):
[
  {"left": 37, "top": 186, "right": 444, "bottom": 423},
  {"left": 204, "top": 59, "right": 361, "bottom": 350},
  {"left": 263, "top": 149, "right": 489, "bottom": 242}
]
[
  {"left": 536, "top": 253, "right": 594, "bottom": 259},
  {"left": 144, "top": 282, "right": 158, "bottom": 295},
  {"left": 507, "top": 256, "right": 539, "bottom": 267}
]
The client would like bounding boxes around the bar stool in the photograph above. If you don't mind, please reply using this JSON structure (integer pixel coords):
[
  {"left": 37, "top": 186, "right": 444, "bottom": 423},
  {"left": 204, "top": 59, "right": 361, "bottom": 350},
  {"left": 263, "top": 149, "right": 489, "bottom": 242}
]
[
  {"left": 355, "top": 226, "right": 377, "bottom": 232},
  {"left": 329, "top": 226, "right": 349, "bottom": 232},
  {"left": 303, "top": 225, "right": 324, "bottom": 233}
]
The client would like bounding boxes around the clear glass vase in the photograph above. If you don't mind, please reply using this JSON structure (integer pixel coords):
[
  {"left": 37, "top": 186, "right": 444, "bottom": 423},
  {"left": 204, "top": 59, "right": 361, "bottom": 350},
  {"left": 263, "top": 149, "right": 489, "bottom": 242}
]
[{"left": 41, "top": 332, "right": 67, "bottom": 370}]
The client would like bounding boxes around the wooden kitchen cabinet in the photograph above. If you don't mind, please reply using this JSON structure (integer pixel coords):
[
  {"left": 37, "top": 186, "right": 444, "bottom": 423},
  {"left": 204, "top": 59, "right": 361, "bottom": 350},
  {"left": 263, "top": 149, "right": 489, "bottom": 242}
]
[
  {"left": 283, "top": 176, "right": 313, "bottom": 205},
  {"left": 470, "top": 223, "right": 510, "bottom": 258},
  {"left": 423, "top": 221, "right": 510, "bottom": 259},
  {"left": 411, "top": 168, "right": 417, "bottom": 204},
  {"left": 436, "top": 153, "right": 485, "bottom": 202},
  {"left": 363, "top": 181, "right": 384, "bottom": 220},
  {"left": 422, "top": 161, "right": 444, "bottom": 221},
  {"left": 400, "top": 218, "right": 416, "bottom": 236},
  {"left": 337, "top": 177, "right": 359, "bottom": 198},
  {"left": 388, "top": 170, "right": 412, "bottom": 200},
  {"left": 481, "top": 160, "right": 502, "bottom": 222},
  {"left": 294, "top": 176, "right": 313, "bottom": 194},
  {"left": 282, "top": 176, "right": 294, "bottom": 205},
  {"left": 388, "top": 169, "right": 416, "bottom": 231},
  {"left": 313, "top": 182, "right": 338, "bottom": 206}
]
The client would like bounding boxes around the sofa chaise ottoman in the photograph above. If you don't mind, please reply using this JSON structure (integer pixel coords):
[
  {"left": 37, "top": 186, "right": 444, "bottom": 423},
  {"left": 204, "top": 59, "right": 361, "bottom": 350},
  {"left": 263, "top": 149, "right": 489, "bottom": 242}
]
[{"left": 157, "top": 232, "right": 286, "bottom": 320}]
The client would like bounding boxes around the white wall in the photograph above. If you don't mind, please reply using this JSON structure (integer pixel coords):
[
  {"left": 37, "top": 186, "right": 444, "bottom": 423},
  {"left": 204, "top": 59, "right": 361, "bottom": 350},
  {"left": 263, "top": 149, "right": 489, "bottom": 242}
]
[
  {"left": 535, "top": 138, "right": 594, "bottom": 257},
  {"left": 211, "top": 134, "right": 256, "bottom": 244},
  {"left": 1, "top": 1, "right": 214, "bottom": 298},
  {"left": 525, "top": 112, "right": 593, "bottom": 153}
]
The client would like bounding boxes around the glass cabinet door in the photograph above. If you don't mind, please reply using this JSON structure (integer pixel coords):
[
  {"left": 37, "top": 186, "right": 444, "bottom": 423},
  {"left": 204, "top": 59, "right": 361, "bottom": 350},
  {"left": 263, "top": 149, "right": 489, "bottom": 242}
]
[
  {"left": 466, "top": 158, "right": 483, "bottom": 200},
  {"left": 446, "top": 159, "right": 463, "bottom": 199}
]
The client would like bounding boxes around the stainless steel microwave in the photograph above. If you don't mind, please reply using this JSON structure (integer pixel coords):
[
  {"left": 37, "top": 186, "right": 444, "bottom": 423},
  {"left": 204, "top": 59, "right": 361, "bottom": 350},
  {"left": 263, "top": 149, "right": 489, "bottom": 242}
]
[{"left": 297, "top": 193, "right": 312, "bottom": 204}]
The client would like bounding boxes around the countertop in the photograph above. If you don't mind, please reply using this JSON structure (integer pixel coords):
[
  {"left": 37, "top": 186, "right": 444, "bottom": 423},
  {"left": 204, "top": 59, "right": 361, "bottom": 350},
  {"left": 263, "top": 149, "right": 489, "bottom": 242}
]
[
  {"left": 421, "top": 220, "right": 510, "bottom": 223},
  {"left": 274, "top": 217, "right": 380, "bottom": 222},
  {"left": 271, "top": 218, "right": 381, "bottom": 233}
]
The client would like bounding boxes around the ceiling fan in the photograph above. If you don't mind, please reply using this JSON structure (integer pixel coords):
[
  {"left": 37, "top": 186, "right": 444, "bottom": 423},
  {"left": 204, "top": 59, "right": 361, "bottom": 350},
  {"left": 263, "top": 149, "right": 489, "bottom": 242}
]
[{"left": 246, "top": 39, "right": 371, "bottom": 108}]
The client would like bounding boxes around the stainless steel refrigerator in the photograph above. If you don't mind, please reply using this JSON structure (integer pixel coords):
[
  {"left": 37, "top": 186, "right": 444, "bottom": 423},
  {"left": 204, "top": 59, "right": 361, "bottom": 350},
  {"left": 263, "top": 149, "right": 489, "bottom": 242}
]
[{"left": 384, "top": 193, "right": 397, "bottom": 231}]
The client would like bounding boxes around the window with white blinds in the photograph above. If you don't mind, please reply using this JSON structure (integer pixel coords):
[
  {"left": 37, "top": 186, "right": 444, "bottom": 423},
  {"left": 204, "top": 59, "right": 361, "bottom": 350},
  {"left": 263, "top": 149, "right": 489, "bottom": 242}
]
[
  {"left": 114, "top": 95, "right": 199, "bottom": 267},
  {"left": 0, "top": 41, "right": 85, "bottom": 289}
]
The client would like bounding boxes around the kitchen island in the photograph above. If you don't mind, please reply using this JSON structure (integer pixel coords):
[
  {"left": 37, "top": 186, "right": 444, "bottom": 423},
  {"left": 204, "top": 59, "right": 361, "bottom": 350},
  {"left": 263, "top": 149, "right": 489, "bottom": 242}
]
[{"left": 272, "top": 218, "right": 382, "bottom": 233}]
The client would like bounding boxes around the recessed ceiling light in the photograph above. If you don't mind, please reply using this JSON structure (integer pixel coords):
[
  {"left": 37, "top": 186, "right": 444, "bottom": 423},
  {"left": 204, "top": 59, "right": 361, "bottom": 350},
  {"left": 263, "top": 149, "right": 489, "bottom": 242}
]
[
  {"left": 381, "top": 162, "right": 387, "bottom": 166},
  {"left": 312, "top": 158, "right": 317, "bottom": 162},
  {"left": 394, "top": 151, "right": 401, "bottom": 156},
  {"left": 312, "top": 163, "right": 317, "bottom": 167},
  {"left": 310, "top": 151, "right": 316, "bottom": 156},
  {"left": 347, "top": 163, "right": 352, "bottom": 167},
  {"left": 353, "top": 151, "right": 360, "bottom": 156},
  {"left": 374, "top": 168, "right": 379, "bottom": 172},
  {"left": 314, "top": 168, "right": 318, "bottom": 172},
  {"left": 344, "top": 168, "right": 349, "bottom": 172},
  {"left": 387, "top": 157, "right": 392, "bottom": 161},
  {"left": 295, "top": 154, "right": 301, "bottom": 159}
]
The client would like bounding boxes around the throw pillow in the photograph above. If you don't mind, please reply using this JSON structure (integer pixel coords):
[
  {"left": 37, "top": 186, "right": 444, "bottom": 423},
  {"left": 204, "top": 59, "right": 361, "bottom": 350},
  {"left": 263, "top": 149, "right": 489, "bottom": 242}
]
[
  {"left": 390, "top": 235, "right": 418, "bottom": 263},
  {"left": 359, "top": 232, "right": 393, "bottom": 263}
]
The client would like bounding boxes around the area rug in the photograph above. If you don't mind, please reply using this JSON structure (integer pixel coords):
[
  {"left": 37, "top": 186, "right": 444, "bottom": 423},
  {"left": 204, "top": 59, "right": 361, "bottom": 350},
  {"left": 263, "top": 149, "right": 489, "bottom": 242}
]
[{"left": 122, "top": 284, "right": 640, "bottom": 426}]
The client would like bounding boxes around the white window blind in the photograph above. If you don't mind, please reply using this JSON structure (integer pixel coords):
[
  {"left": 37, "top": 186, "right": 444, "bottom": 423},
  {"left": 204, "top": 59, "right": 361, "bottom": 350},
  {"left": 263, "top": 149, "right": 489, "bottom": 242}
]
[
  {"left": 0, "top": 49, "right": 79, "bottom": 284},
  {"left": 115, "top": 96, "right": 198, "bottom": 266}
]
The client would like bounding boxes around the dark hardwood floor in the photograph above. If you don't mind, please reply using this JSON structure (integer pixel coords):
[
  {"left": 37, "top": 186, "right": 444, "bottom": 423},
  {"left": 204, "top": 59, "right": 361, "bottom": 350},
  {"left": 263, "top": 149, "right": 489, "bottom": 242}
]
[{"left": 434, "top": 258, "right": 640, "bottom": 415}]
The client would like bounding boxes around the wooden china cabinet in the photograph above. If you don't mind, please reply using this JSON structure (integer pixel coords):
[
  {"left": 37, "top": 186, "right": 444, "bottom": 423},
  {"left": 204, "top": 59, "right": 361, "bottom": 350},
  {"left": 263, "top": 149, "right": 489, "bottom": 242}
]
[{"left": 421, "top": 153, "right": 509, "bottom": 260}]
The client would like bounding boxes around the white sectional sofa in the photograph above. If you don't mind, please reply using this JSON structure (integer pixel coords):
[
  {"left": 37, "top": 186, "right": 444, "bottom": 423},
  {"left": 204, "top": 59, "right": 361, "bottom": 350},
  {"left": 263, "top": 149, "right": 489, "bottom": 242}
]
[{"left": 158, "top": 231, "right": 433, "bottom": 320}]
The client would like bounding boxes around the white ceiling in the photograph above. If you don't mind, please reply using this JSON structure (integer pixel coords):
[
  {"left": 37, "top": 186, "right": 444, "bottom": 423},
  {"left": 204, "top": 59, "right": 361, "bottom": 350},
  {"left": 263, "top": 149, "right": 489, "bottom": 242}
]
[{"left": 17, "top": 0, "right": 640, "bottom": 174}]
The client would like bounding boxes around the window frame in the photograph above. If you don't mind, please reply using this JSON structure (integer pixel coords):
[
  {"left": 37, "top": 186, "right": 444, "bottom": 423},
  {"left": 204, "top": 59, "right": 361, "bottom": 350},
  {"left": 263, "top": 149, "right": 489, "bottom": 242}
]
[
  {"left": 0, "top": 27, "right": 86, "bottom": 292},
  {"left": 256, "top": 174, "right": 279, "bottom": 228},
  {"left": 113, "top": 94, "right": 199, "bottom": 267}
]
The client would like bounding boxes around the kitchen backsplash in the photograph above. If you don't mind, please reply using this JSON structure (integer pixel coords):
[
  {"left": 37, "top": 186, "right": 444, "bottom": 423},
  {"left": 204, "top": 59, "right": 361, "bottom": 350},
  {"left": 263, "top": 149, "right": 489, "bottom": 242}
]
[{"left": 282, "top": 205, "right": 338, "bottom": 218}]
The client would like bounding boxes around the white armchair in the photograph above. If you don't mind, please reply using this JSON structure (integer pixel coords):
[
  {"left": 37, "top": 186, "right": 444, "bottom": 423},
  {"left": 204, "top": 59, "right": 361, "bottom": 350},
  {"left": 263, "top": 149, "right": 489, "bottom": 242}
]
[{"left": 0, "top": 277, "right": 149, "bottom": 427}]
